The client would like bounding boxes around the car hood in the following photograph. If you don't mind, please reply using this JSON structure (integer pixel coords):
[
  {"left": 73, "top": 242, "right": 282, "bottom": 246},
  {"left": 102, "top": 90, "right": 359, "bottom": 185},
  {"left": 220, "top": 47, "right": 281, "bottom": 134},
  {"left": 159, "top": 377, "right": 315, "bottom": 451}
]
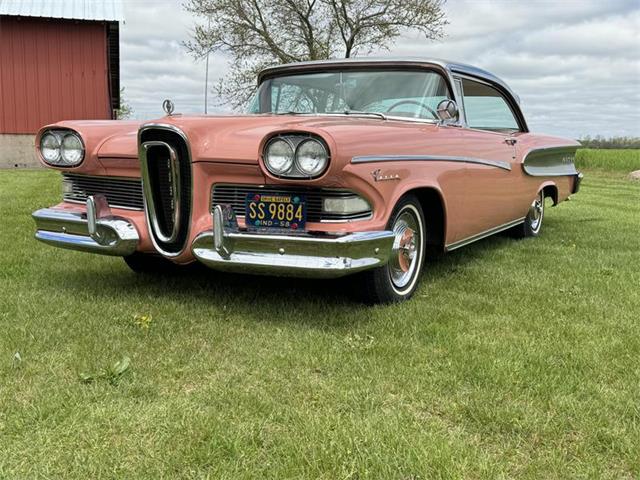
[{"left": 97, "top": 114, "right": 435, "bottom": 166}]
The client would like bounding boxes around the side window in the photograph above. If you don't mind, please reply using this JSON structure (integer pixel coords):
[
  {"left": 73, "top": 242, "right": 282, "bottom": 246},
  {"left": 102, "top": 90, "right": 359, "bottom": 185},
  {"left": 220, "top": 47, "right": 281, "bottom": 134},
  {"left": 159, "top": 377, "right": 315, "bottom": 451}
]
[{"left": 461, "top": 78, "right": 520, "bottom": 132}]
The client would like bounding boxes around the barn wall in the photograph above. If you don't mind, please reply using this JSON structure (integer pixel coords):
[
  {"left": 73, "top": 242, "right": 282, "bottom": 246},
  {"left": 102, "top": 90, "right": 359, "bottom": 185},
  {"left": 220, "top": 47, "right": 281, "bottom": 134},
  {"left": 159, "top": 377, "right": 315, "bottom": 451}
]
[{"left": 0, "top": 16, "right": 112, "bottom": 135}]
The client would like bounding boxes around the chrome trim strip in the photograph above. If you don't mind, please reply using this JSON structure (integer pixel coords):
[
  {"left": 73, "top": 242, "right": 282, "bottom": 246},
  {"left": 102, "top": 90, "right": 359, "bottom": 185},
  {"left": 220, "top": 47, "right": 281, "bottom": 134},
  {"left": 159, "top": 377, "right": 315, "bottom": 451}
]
[
  {"left": 191, "top": 205, "right": 394, "bottom": 278},
  {"left": 351, "top": 155, "right": 512, "bottom": 171},
  {"left": 137, "top": 123, "right": 193, "bottom": 258},
  {"left": 445, "top": 217, "right": 525, "bottom": 251},
  {"left": 139, "top": 140, "right": 182, "bottom": 243}
]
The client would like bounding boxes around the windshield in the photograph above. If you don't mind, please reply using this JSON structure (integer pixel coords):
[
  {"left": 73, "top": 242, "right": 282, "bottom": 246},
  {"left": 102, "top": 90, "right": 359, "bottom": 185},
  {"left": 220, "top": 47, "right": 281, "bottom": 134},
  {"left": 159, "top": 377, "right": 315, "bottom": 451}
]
[{"left": 248, "top": 69, "right": 451, "bottom": 121}]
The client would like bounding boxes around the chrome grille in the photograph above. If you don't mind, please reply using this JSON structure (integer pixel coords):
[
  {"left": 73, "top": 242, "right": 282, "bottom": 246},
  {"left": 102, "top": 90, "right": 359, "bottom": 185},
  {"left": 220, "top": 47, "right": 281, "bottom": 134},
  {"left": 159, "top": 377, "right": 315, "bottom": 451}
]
[
  {"left": 139, "top": 127, "right": 192, "bottom": 255},
  {"left": 212, "top": 185, "right": 372, "bottom": 222},
  {"left": 62, "top": 173, "right": 143, "bottom": 210}
]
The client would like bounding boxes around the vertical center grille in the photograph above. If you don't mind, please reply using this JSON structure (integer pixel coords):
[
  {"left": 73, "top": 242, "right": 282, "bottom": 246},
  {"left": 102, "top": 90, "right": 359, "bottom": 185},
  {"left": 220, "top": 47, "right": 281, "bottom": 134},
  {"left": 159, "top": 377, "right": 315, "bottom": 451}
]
[{"left": 139, "top": 127, "right": 191, "bottom": 255}]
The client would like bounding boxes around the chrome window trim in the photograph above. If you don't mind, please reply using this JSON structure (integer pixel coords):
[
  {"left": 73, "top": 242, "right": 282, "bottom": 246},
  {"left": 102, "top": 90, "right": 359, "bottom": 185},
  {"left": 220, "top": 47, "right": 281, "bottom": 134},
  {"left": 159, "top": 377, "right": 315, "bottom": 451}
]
[
  {"left": 445, "top": 217, "right": 526, "bottom": 251},
  {"left": 137, "top": 123, "right": 193, "bottom": 258},
  {"left": 454, "top": 73, "right": 527, "bottom": 133},
  {"left": 351, "top": 155, "right": 512, "bottom": 171}
]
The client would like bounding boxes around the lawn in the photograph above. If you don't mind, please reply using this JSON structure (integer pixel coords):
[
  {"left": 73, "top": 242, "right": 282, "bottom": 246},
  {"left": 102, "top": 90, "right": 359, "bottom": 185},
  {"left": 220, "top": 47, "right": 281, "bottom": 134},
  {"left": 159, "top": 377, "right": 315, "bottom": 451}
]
[
  {"left": 576, "top": 148, "right": 640, "bottom": 172},
  {"left": 1, "top": 161, "right": 639, "bottom": 478}
]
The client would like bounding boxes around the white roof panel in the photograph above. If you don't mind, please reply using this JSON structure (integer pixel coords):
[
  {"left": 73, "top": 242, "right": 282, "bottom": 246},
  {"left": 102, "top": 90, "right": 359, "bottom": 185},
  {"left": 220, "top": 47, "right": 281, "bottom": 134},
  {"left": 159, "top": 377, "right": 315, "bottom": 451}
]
[{"left": 0, "top": 0, "right": 124, "bottom": 22}]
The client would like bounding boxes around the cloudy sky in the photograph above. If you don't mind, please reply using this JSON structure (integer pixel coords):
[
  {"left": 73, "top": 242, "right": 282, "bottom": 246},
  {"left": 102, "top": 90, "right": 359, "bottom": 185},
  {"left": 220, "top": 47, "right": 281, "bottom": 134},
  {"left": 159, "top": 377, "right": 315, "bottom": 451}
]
[{"left": 120, "top": 0, "right": 640, "bottom": 139}]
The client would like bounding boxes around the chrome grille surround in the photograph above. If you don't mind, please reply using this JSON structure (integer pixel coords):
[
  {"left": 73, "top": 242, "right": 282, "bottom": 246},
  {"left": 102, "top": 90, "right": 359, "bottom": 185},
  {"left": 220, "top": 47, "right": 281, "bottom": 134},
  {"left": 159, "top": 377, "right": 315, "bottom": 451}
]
[
  {"left": 212, "top": 184, "right": 372, "bottom": 223},
  {"left": 62, "top": 173, "right": 144, "bottom": 210},
  {"left": 139, "top": 124, "right": 193, "bottom": 257}
]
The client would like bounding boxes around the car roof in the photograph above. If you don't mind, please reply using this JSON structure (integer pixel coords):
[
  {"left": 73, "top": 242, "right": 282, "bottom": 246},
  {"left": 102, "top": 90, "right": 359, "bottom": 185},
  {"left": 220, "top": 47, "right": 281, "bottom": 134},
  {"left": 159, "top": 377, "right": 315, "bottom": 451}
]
[{"left": 258, "top": 57, "right": 520, "bottom": 104}]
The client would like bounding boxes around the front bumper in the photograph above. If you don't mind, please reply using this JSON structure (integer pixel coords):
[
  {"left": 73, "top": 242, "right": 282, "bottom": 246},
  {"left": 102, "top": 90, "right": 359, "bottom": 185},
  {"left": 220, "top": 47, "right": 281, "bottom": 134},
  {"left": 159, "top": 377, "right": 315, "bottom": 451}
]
[
  {"left": 32, "top": 200, "right": 395, "bottom": 278},
  {"left": 32, "top": 196, "right": 139, "bottom": 256},
  {"left": 191, "top": 205, "right": 395, "bottom": 278}
]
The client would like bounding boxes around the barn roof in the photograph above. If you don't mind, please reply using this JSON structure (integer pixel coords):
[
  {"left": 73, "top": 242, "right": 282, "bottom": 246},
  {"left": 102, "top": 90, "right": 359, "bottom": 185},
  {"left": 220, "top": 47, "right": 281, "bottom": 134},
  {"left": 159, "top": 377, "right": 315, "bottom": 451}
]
[{"left": 0, "top": 0, "right": 124, "bottom": 22}]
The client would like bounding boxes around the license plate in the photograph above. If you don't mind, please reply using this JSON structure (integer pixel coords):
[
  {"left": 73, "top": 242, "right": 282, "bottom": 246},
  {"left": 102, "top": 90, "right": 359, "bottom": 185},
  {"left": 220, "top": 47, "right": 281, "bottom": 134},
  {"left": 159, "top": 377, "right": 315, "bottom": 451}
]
[{"left": 245, "top": 192, "right": 306, "bottom": 231}]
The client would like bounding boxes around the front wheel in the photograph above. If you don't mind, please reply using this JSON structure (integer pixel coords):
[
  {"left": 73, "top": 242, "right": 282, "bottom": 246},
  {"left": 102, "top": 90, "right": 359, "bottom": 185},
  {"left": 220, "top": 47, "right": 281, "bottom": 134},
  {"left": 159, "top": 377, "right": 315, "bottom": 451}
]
[{"left": 358, "top": 195, "right": 426, "bottom": 304}]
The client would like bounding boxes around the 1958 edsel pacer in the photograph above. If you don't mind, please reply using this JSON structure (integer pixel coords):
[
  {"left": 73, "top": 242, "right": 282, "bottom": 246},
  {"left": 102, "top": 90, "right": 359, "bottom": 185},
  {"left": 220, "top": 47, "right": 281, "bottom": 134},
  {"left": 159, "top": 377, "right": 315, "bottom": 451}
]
[{"left": 32, "top": 57, "right": 582, "bottom": 303}]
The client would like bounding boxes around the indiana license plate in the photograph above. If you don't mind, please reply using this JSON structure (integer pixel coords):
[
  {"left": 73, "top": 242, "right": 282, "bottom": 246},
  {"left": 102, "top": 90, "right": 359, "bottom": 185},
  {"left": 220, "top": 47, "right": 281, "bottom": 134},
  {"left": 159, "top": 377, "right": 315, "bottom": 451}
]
[{"left": 245, "top": 192, "right": 306, "bottom": 231}]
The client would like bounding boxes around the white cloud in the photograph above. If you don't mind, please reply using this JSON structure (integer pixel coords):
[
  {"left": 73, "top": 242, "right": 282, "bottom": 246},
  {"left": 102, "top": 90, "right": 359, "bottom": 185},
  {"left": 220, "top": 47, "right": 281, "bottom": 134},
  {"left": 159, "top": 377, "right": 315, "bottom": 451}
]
[{"left": 120, "top": 0, "right": 640, "bottom": 138}]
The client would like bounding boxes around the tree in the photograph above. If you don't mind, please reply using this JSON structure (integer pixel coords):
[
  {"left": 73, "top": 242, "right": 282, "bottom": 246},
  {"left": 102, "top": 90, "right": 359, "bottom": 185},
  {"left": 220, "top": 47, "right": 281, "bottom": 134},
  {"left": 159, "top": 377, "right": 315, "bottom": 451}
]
[
  {"left": 115, "top": 87, "right": 133, "bottom": 120},
  {"left": 183, "top": 0, "right": 447, "bottom": 109}
]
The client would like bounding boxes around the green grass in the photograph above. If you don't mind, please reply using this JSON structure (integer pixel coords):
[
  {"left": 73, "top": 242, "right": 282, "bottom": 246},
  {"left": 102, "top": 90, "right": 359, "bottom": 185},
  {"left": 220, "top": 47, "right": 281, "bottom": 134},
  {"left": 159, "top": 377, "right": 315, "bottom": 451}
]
[
  {"left": 1, "top": 168, "right": 639, "bottom": 479},
  {"left": 576, "top": 148, "right": 640, "bottom": 172}
]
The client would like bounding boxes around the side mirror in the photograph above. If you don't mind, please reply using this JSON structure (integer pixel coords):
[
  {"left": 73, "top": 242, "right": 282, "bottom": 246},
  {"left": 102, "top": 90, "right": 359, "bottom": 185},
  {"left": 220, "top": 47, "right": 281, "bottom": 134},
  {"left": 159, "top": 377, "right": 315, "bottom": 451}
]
[{"left": 436, "top": 99, "right": 459, "bottom": 123}]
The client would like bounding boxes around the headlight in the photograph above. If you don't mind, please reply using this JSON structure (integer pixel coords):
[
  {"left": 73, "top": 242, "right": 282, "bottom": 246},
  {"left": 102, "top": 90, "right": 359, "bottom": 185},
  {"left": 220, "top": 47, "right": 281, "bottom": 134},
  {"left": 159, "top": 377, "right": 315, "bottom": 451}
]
[
  {"left": 61, "top": 133, "right": 84, "bottom": 165},
  {"left": 264, "top": 138, "right": 294, "bottom": 175},
  {"left": 263, "top": 134, "right": 330, "bottom": 178},
  {"left": 39, "top": 130, "right": 84, "bottom": 166},
  {"left": 40, "top": 133, "right": 62, "bottom": 163},
  {"left": 296, "top": 139, "right": 328, "bottom": 176}
]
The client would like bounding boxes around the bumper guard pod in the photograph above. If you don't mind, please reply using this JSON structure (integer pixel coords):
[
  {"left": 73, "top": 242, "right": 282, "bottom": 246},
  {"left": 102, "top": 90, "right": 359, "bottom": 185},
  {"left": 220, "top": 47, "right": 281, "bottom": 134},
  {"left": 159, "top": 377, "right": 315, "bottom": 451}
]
[{"left": 32, "top": 195, "right": 139, "bottom": 256}]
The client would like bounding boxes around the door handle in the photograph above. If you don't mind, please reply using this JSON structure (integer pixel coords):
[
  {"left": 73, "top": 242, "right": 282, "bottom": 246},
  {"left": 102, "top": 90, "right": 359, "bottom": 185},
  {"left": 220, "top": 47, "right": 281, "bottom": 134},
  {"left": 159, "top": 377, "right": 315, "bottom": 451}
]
[{"left": 505, "top": 137, "right": 517, "bottom": 146}]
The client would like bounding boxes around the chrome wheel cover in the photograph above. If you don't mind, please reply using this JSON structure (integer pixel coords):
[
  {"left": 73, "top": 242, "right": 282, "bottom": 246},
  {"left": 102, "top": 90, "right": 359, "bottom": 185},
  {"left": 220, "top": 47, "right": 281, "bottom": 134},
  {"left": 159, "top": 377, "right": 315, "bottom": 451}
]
[
  {"left": 529, "top": 192, "right": 544, "bottom": 233},
  {"left": 388, "top": 206, "right": 423, "bottom": 292}
]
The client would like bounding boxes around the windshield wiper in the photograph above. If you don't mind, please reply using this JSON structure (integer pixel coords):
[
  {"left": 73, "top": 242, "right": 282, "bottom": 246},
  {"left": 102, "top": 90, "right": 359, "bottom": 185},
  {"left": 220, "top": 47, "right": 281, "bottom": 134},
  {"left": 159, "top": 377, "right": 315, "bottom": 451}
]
[
  {"left": 342, "top": 110, "right": 387, "bottom": 120},
  {"left": 274, "top": 111, "right": 307, "bottom": 115},
  {"left": 272, "top": 110, "right": 387, "bottom": 120}
]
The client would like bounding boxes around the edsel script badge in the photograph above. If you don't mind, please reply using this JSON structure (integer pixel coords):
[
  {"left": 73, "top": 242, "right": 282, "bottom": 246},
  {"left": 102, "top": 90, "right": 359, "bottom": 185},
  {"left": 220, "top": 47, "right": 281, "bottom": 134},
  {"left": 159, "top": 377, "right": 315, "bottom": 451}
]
[{"left": 371, "top": 168, "right": 401, "bottom": 182}]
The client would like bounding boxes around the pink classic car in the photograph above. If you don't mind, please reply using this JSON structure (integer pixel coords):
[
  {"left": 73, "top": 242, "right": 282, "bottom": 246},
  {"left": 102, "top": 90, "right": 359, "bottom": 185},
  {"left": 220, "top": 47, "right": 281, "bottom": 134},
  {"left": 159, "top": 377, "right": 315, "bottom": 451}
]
[{"left": 32, "top": 58, "right": 582, "bottom": 303}]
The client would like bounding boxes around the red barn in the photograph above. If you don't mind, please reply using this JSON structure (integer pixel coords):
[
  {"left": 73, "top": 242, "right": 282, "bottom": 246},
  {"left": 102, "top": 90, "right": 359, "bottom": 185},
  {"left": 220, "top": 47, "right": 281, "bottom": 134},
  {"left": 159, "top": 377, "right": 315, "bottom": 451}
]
[{"left": 0, "top": 0, "right": 123, "bottom": 167}]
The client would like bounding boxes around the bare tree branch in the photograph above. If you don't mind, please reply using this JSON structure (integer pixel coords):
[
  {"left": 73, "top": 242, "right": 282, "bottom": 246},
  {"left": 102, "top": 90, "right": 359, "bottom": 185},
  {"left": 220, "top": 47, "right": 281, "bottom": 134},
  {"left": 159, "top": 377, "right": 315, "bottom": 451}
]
[{"left": 183, "top": 0, "right": 447, "bottom": 109}]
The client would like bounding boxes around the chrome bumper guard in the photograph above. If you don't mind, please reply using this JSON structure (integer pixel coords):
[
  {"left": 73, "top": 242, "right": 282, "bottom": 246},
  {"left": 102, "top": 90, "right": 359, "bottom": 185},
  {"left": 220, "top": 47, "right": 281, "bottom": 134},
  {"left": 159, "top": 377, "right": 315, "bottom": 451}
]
[
  {"left": 192, "top": 205, "right": 395, "bottom": 278},
  {"left": 32, "top": 195, "right": 139, "bottom": 256}
]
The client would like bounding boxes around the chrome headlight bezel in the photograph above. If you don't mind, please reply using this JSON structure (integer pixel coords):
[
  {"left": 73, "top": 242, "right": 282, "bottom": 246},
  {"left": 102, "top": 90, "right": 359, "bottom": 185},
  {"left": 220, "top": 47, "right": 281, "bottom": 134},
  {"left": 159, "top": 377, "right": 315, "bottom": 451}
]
[
  {"left": 263, "top": 134, "right": 330, "bottom": 179},
  {"left": 264, "top": 137, "right": 295, "bottom": 175},
  {"left": 39, "top": 129, "right": 85, "bottom": 167}
]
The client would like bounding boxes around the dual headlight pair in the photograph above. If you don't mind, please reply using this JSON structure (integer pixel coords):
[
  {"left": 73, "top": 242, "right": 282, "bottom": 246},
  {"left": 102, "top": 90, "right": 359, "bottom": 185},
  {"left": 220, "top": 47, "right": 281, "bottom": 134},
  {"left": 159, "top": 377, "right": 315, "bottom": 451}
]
[
  {"left": 264, "top": 135, "right": 329, "bottom": 178},
  {"left": 39, "top": 130, "right": 85, "bottom": 166}
]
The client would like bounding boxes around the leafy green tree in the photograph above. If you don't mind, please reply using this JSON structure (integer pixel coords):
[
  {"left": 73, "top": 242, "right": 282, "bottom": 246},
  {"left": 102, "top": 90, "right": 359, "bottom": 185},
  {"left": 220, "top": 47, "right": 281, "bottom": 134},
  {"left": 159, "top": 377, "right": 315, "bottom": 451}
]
[{"left": 115, "top": 87, "right": 133, "bottom": 120}]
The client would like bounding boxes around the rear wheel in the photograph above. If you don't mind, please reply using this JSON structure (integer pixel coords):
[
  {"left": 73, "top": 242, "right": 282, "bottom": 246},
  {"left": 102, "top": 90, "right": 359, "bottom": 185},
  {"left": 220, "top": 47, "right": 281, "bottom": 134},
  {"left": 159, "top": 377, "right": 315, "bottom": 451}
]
[
  {"left": 512, "top": 190, "right": 545, "bottom": 238},
  {"left": 359, "top": 195, "right": 426, "bottom": 304}
]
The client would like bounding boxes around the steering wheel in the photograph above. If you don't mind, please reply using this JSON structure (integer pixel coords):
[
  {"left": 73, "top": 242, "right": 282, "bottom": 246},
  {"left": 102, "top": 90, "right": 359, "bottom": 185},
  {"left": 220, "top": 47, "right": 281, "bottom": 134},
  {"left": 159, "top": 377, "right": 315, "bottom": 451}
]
[{"left": 386, "top": 100, "right": 438, "bottom": 119}]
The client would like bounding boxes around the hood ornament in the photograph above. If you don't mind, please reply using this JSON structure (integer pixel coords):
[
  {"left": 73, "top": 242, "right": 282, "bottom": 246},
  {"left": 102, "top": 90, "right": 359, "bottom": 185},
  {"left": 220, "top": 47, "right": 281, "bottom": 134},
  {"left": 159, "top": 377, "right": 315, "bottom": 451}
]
[{"left": 162, "top": 99, "right": 175, "bottom": 116}]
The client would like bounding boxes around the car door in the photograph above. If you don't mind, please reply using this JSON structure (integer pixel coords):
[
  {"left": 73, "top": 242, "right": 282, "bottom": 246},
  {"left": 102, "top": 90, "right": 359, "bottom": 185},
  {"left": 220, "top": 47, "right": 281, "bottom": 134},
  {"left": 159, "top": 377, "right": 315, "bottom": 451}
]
[{"left": 452, "top": 76, "right": 524, "bottom": 241}]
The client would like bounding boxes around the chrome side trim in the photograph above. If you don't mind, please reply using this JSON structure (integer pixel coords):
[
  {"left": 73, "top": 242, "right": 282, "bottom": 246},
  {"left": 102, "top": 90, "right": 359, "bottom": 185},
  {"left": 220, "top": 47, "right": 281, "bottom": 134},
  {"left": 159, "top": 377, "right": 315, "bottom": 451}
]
[
  {"left": 445, "top": 217, "right": 525, "bottom": 251},
  {"left": 32, "top": 200, "right": 139, "bottom": 257},
  {"left": 139, "top": 140, "right": 182, "bottom": 243},
  {"left": 352, "top": 155, "right": 512, "bottom": 171},
  {"left": 522, "top": 145, "right": 579, "bottom": 177},
  {"left": 191, "top": 205, "right": 395, "bottom": 278}
]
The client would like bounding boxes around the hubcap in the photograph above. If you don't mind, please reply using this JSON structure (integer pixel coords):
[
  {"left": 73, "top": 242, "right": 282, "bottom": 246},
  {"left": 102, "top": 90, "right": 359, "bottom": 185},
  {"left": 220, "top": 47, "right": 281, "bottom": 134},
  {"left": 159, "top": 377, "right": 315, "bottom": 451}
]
[
  {"left": 389, "top": 209, "right": 421, "bottom": 290},
  {"left": 529, "top": 192, "right": 544, "bottom": 232}
]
